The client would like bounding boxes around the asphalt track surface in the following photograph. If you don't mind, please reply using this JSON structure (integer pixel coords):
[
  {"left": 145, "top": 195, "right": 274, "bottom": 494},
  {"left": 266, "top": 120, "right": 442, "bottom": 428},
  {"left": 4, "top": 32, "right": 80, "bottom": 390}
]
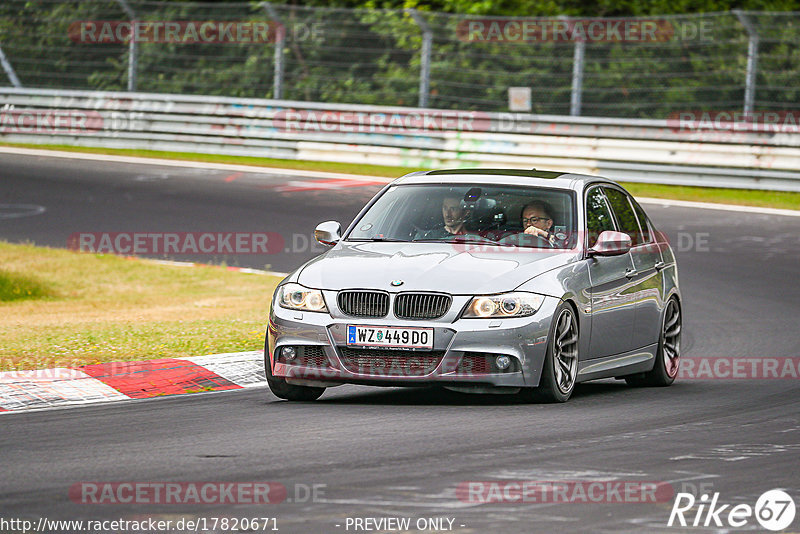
[{"left": 1, "top": 152, "right": 799, "bottom": 533}]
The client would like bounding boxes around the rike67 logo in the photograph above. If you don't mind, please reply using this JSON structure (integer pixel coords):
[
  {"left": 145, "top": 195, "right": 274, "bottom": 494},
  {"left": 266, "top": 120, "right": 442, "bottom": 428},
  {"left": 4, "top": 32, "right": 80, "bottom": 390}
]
[{"left": 668, "top": 489, "right": 796, "bottom": 531}]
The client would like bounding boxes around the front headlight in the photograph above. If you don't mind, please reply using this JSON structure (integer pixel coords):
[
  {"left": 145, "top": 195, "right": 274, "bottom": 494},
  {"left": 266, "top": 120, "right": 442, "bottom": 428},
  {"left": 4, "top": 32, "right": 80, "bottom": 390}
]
[
  {"left": 277, "top": 283, "right": 328, "bottom": 313},
  {"left": 462, "top": 292, "right": 544, "bottom": 319}
]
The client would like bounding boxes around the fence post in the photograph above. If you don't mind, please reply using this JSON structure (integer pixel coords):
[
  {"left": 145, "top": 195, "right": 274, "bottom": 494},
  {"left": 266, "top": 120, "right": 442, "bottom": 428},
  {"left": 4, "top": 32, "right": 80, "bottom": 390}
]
[
  {"left": 0, "top": 44, "right": 22, "bottom": 87},
  {"left": 570, "top": 38, "right": 585, "bottom": 116},
  {"left": 734, "top": 10, "right": 759, "bottom": 116},
  {"left": 262, "top": 3, "right": 285, "bottom": 100},
  {"left": 560, "top": 16, "right": 585, "bottom": 117},
  {"left": 407, "top": 9, "right": 432, "bottom": 108},
  {"left": 114, "top": 0, "right": 137, "bottom": 91}
]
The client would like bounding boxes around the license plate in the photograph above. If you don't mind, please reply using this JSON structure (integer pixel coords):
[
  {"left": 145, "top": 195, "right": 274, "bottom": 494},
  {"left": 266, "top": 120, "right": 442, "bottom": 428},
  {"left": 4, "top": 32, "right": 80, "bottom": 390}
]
[{"left": 347, "top": 325, "right": 434, "bottom": 350}]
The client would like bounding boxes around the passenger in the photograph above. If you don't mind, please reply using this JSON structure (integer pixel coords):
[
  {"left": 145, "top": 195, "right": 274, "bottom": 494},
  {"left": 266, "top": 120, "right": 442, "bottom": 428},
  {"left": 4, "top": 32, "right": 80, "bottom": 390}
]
[{"left": 521, "top": 200, "right": 557, "bottom": 246}]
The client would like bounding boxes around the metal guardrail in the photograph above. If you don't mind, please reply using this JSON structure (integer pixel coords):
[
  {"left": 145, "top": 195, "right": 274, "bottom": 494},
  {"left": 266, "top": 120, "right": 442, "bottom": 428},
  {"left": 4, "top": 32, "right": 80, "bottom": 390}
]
[{"left": 1, "top": 88, "right": 799, "bottom": 191}]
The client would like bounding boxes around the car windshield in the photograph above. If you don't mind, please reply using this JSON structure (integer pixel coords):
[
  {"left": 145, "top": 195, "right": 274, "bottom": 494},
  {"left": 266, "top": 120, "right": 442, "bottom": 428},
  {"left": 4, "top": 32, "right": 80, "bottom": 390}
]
[{"left": 347, "top": 184, "right": 577, "bottom": 249}]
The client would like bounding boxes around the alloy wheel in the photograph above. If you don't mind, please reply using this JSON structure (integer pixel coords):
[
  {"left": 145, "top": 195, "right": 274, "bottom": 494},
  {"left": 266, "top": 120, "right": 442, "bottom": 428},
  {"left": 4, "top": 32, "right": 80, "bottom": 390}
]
[
  {"left": 553, "top": 308, "right": 579, "bottom": 394},
  {"left": 663, "top": 299, "right": 681, "bottom": 378}
]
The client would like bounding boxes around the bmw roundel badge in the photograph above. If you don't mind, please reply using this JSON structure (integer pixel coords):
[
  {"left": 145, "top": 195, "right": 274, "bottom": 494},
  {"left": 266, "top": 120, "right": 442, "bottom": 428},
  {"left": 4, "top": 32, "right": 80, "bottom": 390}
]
[{"left": 390, "top": 280, "right": 404, "bottom": 286}]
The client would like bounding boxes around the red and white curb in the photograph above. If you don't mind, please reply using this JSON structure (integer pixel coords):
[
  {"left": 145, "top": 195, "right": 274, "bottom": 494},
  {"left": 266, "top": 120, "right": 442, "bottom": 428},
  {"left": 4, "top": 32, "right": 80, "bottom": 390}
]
[{"left": 0, "top": 351, "right": 266, "bottom": 413}]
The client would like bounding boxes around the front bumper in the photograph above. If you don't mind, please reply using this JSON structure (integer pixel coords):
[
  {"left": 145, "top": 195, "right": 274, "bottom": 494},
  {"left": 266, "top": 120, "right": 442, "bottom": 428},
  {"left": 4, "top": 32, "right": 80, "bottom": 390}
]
[{"left": 267, "top": 294, "right": 560, "bottom": 389}]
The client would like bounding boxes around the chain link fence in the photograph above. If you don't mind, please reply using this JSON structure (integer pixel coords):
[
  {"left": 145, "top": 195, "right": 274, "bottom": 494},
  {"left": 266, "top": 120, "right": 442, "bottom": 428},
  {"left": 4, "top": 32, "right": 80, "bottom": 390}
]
[{"left": 1, "top": 1, "right": 798, "bottom": 118}]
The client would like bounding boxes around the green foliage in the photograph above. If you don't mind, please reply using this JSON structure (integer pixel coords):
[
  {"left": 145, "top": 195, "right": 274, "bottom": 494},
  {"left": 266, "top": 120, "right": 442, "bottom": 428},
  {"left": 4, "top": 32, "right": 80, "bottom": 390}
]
[
  {"left": 316, "top": 0, "right": 800, "bottom": 16},
  {"left": 1, "top": 1, "right": 798, "bottom": 117}
]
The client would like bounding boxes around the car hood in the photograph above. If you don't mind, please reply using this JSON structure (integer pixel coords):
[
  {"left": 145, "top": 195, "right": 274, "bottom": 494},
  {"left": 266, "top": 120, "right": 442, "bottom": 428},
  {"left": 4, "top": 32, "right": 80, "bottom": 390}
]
[{"left": 296, "top": 241, "right": 578, "bottom": 294}]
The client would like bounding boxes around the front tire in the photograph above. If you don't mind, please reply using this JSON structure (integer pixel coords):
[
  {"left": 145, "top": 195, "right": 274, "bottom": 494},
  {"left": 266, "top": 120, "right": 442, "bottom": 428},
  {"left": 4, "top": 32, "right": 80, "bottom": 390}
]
[
  {"left": 522, "top": 302, "right": 579, "bottom": 403},
  {"left": 626, "top": 297, "right": 681, "bottom": 387},
  {"left": 265, "top": 348, "right": 325, "bottom": 401}
]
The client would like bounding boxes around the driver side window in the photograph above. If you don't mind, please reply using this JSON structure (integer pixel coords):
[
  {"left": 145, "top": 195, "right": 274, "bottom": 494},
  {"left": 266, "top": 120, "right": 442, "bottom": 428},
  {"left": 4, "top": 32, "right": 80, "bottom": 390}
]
[{"left": 585, "top": 187, "right": 616, "bottom": 248}]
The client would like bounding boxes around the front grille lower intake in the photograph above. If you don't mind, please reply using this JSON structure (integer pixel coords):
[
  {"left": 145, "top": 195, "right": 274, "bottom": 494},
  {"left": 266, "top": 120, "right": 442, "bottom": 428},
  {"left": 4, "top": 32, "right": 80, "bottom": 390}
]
[{"left": 339, "top": 347, "right": 444, "bottom": 376}]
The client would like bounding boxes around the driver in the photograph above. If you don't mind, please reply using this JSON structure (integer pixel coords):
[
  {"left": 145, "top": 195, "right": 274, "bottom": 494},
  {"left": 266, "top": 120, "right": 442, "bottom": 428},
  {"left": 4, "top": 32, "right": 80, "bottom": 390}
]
[
  {"left": 521, "top": 200, "right": 557, "bottom": 246},
  {"left": 417, "top": 195, "right": 469, "bottom": 239}
]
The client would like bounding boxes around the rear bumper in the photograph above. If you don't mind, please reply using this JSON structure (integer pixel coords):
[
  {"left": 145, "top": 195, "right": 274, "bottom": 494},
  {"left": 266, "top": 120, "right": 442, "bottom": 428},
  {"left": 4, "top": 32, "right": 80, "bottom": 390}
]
[{"left": 267, "top": 296, "right": 559, "bottom": 388}]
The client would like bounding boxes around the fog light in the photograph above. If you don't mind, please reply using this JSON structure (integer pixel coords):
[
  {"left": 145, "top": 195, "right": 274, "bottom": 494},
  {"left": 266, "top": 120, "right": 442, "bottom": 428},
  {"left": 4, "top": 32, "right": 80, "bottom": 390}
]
[
  {"left": 495, "top": 355, "right": 511, "bottom": 370},
  {"left": 282, "top": 346, "right": 297, "bottom": 361}
]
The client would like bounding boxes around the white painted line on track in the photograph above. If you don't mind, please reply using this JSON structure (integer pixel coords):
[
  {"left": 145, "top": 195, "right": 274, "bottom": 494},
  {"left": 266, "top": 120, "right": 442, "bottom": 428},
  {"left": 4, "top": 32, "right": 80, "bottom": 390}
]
[
  {"left": 636, "top": 196, "right": 800, "bottom": 217},
  {"left": 0, "top": 204, "right": 47, "bottom": 219},
  {"left": 1, "top": 145, "right": 797, "bottom": 217},
  {"left": 0, "top": 146, "right": 394, "bottom": 183}
]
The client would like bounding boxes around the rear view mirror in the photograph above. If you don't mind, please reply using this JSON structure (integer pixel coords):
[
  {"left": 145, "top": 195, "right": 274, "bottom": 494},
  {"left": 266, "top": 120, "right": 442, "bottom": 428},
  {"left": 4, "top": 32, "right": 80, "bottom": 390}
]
[{"left": 589, "top": 231, "right": 631, "bottom": 256}]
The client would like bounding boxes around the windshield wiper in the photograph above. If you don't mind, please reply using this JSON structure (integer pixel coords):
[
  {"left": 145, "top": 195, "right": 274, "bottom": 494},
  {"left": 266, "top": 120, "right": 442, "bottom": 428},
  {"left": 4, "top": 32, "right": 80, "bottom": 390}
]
[
  {"left": 454, "top": 239, "right": 516, "bottom": 247},
  {"left": 412, "top": 238, "right": 515, "bottom": 247},
  {"left": 350, "top": 236, "right": 409, "bottom": 242}
]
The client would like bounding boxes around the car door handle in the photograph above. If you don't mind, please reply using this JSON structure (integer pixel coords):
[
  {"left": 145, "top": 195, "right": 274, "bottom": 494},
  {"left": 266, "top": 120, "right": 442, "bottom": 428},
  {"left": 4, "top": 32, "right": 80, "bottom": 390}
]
[
  {"left": 625, "top": 268, "right": 638, "bottom": 279},
  {"left": 654, "top": 261, "right": 666, "bottom": 271}
]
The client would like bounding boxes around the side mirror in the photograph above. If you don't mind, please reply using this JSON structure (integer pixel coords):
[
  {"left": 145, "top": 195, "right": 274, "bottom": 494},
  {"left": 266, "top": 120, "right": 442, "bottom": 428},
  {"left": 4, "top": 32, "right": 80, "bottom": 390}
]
[
  {"left": 314, "top": 221, "right": 342, "bottom": 246},
  {"left": 589, "top": 231, "right": 632, "bottom": 257}
]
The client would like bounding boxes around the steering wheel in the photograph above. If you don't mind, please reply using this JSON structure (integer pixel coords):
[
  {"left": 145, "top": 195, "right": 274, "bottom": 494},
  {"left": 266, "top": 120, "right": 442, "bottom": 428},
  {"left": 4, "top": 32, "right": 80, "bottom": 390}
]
[
  {"left": 409, "top": 223, "right": 426, "bottom": 239},
  {"left": 497, "top": 232, "right": 554, "bottom": 248},
  {"left": 452, "top": 233, "right": 497, "bottom": 244}
]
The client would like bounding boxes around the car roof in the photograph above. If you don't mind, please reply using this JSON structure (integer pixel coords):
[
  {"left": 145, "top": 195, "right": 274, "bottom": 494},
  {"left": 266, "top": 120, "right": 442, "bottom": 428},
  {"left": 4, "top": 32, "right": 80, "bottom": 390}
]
[{"left": 393, "top": 168, "right": 617, "bottom": 190}]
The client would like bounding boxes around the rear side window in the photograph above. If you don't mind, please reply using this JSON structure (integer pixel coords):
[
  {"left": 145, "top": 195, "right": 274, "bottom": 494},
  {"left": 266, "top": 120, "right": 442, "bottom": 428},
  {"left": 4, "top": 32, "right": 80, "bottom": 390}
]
[
  {"left": 604, "top": 187, "right": 643, "bottom": 246},
  {"left": 585, "top": 187, "right": 616, "bottom": 248}
]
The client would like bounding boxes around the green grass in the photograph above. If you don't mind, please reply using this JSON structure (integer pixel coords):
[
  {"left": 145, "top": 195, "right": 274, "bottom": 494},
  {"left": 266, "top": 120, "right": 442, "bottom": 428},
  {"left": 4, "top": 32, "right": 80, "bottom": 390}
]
[
  {"left": 0, "top": 241, "right": 281, "bottom": 371},
  {"left": 1, "top": 142, "right": 424, "bottom": 179},
  {"left": 3, "top": 142, "right": 799, "bottom": 210},
  {"left": 0, "top": 268, "right": 56, "bottom": 301},
  {"left": 621, "top": 182, "right": 800, "bottom": 211}
]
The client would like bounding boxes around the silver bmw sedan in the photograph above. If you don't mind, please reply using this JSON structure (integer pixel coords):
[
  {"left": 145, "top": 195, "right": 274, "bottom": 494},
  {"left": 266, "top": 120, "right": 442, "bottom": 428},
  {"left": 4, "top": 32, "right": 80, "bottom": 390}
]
[{"left": 265, "top": 168, "right": 681, "bottom": 403}]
